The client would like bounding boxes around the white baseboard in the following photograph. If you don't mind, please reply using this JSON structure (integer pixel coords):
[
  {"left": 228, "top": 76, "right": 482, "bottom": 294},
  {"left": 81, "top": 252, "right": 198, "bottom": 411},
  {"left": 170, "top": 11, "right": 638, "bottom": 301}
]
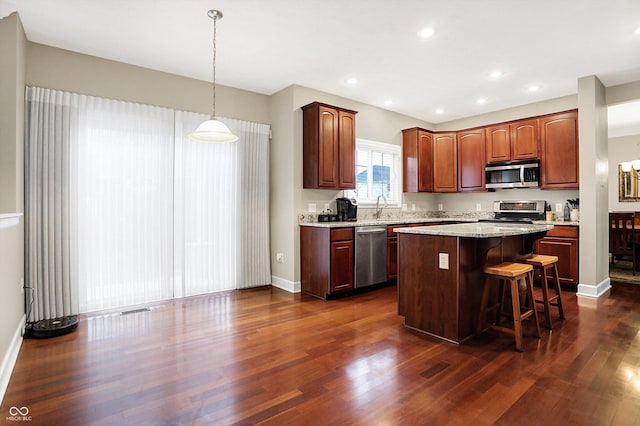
[
  {"left": 576, "top": 277, "right": 612, "bottom": 299},
  {"left": 0, "top": 314, "right": 25, "bottom": 406},
  {"left": 271, "top": 275, "right": 300, "bottom": 293}
]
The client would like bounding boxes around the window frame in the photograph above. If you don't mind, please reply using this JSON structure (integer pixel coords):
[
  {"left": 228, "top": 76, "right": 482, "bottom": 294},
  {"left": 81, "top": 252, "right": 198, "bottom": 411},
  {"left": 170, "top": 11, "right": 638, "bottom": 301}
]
[{"left": 345, "top": 138, "right": 402, "bottom": 207}]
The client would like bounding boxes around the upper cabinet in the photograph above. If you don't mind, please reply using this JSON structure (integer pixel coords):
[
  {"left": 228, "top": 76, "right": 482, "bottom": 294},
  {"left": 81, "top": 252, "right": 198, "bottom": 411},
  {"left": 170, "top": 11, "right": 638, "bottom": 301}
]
[
  {"left": 433, "top": 133, "right": 458, "bottom": 192},
  {"left": 457, "top": 130, "right": 486, "bottom": 192},
  {"left": 486, "top": 119, "right": 539, "bottom": 163},
  {"left": 302, "top": 102, "right": 357, "bottom": 190},
  {"left": 402, "top": 128, "right": 433, "bottom": 192},
  {"left": 540, "top": 111, "right": 579, "bottom": 189}
]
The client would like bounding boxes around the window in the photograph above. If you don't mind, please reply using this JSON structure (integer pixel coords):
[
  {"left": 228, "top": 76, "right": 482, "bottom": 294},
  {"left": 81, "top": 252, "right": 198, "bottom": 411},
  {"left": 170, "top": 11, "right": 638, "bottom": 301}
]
[{"left": 345, "top": 139, "right": 402, "bottom": 206}]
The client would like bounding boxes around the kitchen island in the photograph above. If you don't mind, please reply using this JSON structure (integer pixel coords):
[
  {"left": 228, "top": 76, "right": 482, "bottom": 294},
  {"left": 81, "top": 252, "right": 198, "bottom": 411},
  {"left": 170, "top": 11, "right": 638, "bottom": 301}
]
[{"left": 395, "top": 222, "right": 553, "bottom": 344}]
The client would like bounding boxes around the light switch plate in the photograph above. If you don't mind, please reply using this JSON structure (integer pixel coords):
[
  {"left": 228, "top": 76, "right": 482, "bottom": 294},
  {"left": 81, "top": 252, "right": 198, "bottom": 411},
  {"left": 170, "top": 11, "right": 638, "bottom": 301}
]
[
  {"left": 476, "top": 203, "right": 482, "bottom": 211},
  {"left": 438, "top": 203, "right": 443, "bottom": 211},
  {"left": 402, "top": 203, "right": 407, "bottom": 211},
  {"left": 308, "top": 203, "right": 316, "bottom": 213},
  {"left": 411, "top": 204, "right": 416, "bottom": 212},
  {"left": 439, "top": 253, "right": 449, "bottom": 270},
  {"left": 555, "top": 203, "right": 562, "bottom": 212}
]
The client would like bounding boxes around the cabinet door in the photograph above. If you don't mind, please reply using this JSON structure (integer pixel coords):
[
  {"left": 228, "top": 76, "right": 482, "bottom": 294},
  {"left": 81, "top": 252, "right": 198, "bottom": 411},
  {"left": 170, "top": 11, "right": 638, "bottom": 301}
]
[
  {"left": 402, "top": 128, "right": 419, "bottom": 193},
  {"left": 534, "top": 237, "right": 579, "bottom": 285},
  {"left": 387, "top": 236, "right": 398, "bottom": 280},
  {"left": 331, "top": 240, "right": 353, "bottom": 293},
  {"left": 418, "top": 131, "right": 434, "bottom": 192},
  {"left": 433, "top": 133, "right": 458, "bottom": 192},
  {"left": 318, "top": 106, "right": 340, "bottom": 188},
  {"left": 486, "top": 125, "right": 511, "bottom": 163},
  {"left": 338, "top": 111, "right": 356, "bottom": 189},
  {"left": 457, "top": 130, "right": 486, "bottom": 192},
  {"left": 540, "top": 111, "right": 579, "bottom": 189},
  {"left": 511, "top": 119, "right": 539, "bottom": 160}
]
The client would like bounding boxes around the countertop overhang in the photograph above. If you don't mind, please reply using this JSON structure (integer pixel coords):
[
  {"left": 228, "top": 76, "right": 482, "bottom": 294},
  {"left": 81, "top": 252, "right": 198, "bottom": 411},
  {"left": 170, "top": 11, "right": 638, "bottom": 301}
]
[
  {"left": 394, "top": 222, "right": 554, "bottom": 238},
  {"left": 300, "top": 218, "right": 577, "bottom": 229}
]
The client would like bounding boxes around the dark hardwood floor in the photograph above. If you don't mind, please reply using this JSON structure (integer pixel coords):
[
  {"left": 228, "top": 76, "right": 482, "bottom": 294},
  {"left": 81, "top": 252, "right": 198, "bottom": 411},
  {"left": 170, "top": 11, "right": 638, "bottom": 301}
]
[{"left": 2, "top": 281, "right": 640, "bottom": 425}]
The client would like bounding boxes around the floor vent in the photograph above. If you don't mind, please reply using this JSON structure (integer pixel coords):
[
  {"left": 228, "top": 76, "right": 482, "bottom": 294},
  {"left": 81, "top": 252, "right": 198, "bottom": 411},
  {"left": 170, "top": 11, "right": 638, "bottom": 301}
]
[{"left": 120, "top": 307, "right": 151, "bottom": 316}]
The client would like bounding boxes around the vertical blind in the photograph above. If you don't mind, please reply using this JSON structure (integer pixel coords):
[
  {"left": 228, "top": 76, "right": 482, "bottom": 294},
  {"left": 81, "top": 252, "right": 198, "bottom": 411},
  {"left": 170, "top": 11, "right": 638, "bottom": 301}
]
[{"left": 25, "top": 86, "right": 271, "bottom": 321}]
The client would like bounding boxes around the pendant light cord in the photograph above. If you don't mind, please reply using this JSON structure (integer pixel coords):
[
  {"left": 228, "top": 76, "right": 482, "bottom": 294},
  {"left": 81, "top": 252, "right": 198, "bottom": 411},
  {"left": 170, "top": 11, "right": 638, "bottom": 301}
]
[{"left": 211, "top": 13, "right": 217, "bottom": 120}]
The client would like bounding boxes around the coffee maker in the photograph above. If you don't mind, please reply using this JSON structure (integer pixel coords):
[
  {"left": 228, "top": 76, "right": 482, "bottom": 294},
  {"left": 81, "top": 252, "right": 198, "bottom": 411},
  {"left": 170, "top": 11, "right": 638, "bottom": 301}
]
[{"left": 336, "top": 197, "right": 358, "bottom": 222}]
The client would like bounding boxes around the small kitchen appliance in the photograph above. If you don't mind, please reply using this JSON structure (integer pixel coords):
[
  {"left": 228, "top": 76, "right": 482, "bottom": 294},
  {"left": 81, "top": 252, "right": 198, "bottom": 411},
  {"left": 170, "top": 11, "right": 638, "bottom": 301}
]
[
  {"left": 485, "top": 159, "right": 540, "bottom": 189},
  {"left": 336, "top": 197, "right": 358, "bottom": 221}
]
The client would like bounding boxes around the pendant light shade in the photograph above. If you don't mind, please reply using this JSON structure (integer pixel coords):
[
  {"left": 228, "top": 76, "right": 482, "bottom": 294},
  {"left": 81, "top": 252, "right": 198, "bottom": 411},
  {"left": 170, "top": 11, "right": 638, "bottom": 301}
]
[
  {"left": 189, "top": 9, "right": 238, "bottom": 143},
  {"left": 189, "top": 119, "right": 239, "bottom": 143}
]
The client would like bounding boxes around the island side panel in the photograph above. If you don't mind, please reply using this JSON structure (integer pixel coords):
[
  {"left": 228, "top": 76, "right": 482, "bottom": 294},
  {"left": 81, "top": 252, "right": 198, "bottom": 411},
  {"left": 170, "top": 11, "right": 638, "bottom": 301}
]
[{"left": 397, "top": 233, "right": 460, "bottom": 342}]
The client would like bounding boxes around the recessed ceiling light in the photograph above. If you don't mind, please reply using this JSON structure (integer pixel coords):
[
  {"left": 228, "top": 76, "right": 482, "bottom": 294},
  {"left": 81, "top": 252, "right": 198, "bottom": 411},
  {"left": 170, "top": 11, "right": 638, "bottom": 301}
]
[
  {"left": 489, "top": 70, "right": 503, "bottom": 79},
  {"left": 435, "top": 108, "right": 444, "bottom": 114},
  {"left": 417, "top": 27, "right": 435, "bottom": 39},
  {"left": 346, "top": 77, "right": 358, "bottom": 85},
  {"left": 384, "top": 99, "right": 393, "bottom": 105},
  {"left": 476, "top": 98, "right": 487, "bottom": 105},
  {"left": 528, "top": 85, "right": 540, "bottom": 92}
]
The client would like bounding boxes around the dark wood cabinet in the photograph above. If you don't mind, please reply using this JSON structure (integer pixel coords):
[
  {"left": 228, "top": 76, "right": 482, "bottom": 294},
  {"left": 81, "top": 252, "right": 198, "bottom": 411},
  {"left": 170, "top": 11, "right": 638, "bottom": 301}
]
[
  {"left": 433, "top": 133, "right": 457, "bottom": 192},
  {"left": 534, "top": 225, "right": 579, "bottom": 285},
  {"left": 486, "top": 119, "right": 539, "bottom": 163},
  {"left": 540, "top": 111, "right": 579, "bottom": 189},
  {"left": 300, "top": 226, "right": 354, "bottom": 299},
  {"left": 402, "top": 128, "right": 433, "bottom": 192},
  {"left": 302, "top": 102, "right": 357, "bottom": 190},
  {"left": 387, "top": 235, "right": 398, "bottom": 281},
  {"left": 457, "top": 130, "right": 486, "bottom": 192}
]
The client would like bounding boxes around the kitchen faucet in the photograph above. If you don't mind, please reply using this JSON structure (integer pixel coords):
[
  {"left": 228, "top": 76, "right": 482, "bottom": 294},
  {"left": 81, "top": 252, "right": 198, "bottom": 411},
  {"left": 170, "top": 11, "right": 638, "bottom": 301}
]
[{"left": 375, "top": 194, "right": 387, "bottom": 219}]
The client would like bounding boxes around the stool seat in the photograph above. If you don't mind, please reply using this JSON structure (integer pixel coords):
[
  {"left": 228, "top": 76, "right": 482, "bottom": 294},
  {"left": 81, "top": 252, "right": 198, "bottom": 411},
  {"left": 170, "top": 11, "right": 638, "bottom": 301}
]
[
  {"left": 523, "top": 254, "right": 559, "bottom": 267},
  {"left": 485, "top": 262, "right": 533, "bottom": 277}
]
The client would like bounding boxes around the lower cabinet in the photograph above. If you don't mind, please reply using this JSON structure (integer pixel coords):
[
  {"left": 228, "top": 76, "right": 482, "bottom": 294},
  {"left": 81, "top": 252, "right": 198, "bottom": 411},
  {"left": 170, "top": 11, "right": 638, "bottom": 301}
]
[
  {"left": 300, "top": 226, "right": 353, "bottom": 298},
  {"left": 534, "top": 225, "right": 579, "bottom": 285}
]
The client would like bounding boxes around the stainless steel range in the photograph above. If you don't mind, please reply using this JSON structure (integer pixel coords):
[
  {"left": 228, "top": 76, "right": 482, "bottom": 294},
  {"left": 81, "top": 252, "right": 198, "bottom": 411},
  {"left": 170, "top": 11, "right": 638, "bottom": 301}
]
[{"left": 478, "top": 200, "right": 546, "bottom": 224}]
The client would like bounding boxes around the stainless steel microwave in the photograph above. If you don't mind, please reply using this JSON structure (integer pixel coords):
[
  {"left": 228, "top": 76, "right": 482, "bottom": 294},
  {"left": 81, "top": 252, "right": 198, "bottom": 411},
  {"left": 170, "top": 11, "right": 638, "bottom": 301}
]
[{"left": 485, "top": 160, "right": 539, "bottom": 189}]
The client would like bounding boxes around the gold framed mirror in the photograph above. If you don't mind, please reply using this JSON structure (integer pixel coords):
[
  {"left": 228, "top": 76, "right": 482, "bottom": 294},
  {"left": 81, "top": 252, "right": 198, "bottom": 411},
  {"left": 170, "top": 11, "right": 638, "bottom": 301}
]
[{"left": 619, "top": 164, "right": 640, "bottom": 201}]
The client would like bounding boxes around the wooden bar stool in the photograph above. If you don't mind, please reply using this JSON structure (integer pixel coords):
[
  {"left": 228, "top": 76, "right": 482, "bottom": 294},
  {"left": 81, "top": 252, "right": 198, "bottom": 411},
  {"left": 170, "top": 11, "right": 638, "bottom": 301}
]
[
  {"left": 477, "top": 262, "right": 541, "bottom": 352},
  {"left": 523, "top": 254, "right": 565, "bottom": 329}
]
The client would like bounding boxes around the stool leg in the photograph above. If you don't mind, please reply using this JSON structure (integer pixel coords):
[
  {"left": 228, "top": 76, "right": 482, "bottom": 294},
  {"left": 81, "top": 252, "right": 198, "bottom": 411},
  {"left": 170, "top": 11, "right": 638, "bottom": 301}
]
[
  {"left": 539, "top": 265, "right": 553, "bottom": 329},
  {"left": 526, "top": 271, "right": 541, "bottom": 339},
  {"left": 477, "top": 275, "right": 492, "bottom": 335},
  {"left": 509, "top": 278, "right": 524, "bottom": 352},
  {"left": 495, "top": 278, "right": 506, "bottom": 326},
  {"left": 551, "top": 263, "right": 565, "bottom": 320}
]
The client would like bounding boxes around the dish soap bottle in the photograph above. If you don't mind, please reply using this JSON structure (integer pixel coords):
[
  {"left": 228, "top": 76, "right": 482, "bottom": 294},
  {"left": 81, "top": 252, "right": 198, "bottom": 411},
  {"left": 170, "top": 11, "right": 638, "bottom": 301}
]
[{"left": 563, "top": 203, "right": 570, "bottom": 221}]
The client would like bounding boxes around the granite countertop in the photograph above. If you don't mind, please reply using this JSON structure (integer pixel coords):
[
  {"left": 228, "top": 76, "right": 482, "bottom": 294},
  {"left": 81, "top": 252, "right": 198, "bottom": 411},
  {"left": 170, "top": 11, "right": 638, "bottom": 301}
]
[
  {"left": 299, "top": 217, "right": 478, "bottom": 228},
  {"left": 299, "top": 217, "right": 578, "bottom": 228},
  {"left": 394, "top": 222, "right": 554, "bottom": 238}
]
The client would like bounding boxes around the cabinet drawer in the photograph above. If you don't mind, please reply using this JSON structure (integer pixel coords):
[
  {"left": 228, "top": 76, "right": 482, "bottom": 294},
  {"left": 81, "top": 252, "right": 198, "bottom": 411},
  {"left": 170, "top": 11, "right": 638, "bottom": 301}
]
[
  {"left": 330, "top": 227, "right": 353, "bottom": 242},
  {"left": 546, "top": 226, "right": 578, "bottom": 238}
]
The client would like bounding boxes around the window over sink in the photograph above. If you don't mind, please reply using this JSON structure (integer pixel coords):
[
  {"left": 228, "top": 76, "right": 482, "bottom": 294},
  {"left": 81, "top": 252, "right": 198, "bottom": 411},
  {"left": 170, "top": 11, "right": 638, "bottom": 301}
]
[{"left": 344, "top": 139, "right": 401, "bottom": 207}]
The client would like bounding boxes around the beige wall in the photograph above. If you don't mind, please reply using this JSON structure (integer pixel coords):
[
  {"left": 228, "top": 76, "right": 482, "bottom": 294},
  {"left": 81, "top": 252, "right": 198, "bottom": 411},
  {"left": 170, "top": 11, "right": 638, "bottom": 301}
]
[
  {"left": 0, "top": 12, "right": 26, "bottom": 402},
  {"left": 26, "top": 43, "right": 270, "bottom": 125}
]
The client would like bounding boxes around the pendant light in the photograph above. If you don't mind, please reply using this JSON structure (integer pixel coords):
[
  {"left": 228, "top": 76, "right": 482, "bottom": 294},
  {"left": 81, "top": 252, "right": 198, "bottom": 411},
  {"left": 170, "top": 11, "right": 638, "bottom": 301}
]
[{"left": 189, "top": 10, "right": 238, "bottom": 143}]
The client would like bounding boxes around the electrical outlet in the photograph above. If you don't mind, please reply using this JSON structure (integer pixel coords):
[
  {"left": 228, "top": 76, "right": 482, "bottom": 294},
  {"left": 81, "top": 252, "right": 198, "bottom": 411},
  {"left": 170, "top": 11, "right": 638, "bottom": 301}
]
[
  {"left": 308, "top": 203, "right": 316, "bottom": 213},
  {"left": 438, "top": 203, "right": 443, "bottom": 211},
  {"left": 401, "top": 203, "right": 407, "bottom": 211},
  {"left": 555, "top": 203, "right": 562, "bottom": 212},
  {"left": 476, "top": 203, "right": 482, "bottom": 211},
  {"left": 439, "top": 253, "right": 449, "bottom": 270},
  {"left": 324, "top": 203, "right": 330, "bottom": 211},
  {"left": 411, "top": 204, "right": 416, "bottom": 212},
  {"left": 276, "top": 253, "right": 284, "bottom": 264}
]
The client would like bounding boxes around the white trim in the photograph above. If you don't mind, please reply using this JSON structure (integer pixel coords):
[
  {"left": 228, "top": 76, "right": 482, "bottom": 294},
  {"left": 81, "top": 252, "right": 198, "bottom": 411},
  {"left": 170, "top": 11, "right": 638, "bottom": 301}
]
[
  {"left": 0, "top": 213, "right": 22, "bottom": 230},
  {"left": 271, "top": 276, "right": 300, "bottom": 293},
  {"left": 0, "top": 314, "right": 25, "bottom": 406},
  {"left": 576, "top": 277, "right": 612, "bottom": 298}
]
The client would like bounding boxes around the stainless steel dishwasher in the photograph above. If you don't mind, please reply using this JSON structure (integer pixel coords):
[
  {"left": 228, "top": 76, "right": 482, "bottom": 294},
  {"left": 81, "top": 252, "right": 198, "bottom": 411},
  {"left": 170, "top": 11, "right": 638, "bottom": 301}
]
[{"left": 354, "top": 226, "right": 387, "bottom": 288}]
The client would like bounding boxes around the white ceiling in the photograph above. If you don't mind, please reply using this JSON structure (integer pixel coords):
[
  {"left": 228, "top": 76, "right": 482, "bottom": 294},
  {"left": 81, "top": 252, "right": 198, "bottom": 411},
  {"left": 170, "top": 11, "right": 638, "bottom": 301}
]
[{"left": 10, "top": 0, "right": 640, "bottom": 126}]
